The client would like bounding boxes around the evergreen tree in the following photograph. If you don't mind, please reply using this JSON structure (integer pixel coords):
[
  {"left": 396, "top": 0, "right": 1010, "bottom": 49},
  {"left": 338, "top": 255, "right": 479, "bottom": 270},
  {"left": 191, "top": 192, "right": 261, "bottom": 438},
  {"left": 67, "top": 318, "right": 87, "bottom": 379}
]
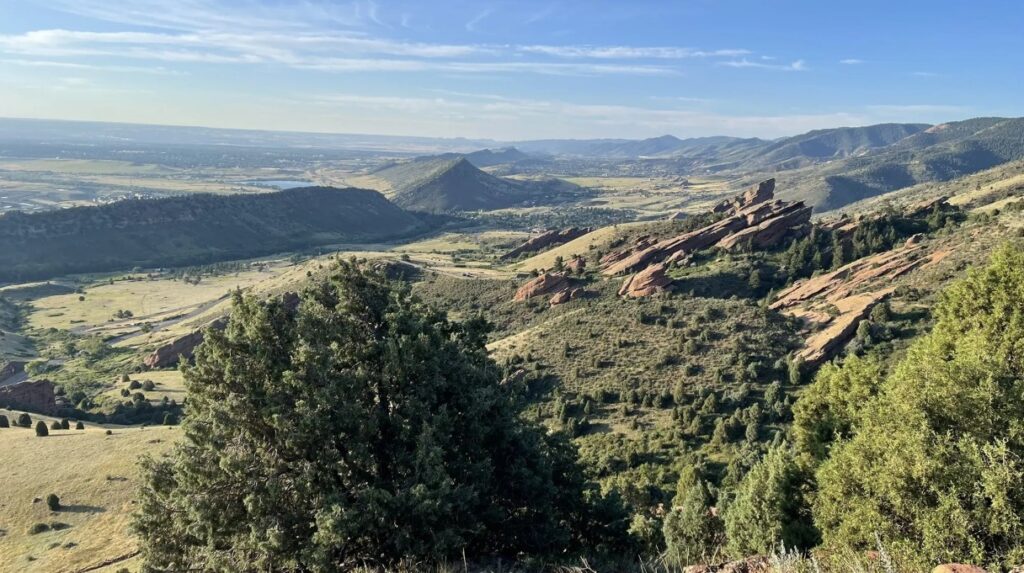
[
  {"left": 0, "top": 414, "right": 8, "bottom": 428},
  {"left": 134, "top": 261, "right": 623, "bottom": 571},
  {"left": 663, "top": 479, "right": 723, "bottom": 566},
  {"left": 723, "top": 445, "right": 817, "bottom": 557},
  {"left": 814, "top": 245, "right": 1024, "bottom": 566},
  {"left": 35, "top": 420, "right": 48, "bottom": 437}
]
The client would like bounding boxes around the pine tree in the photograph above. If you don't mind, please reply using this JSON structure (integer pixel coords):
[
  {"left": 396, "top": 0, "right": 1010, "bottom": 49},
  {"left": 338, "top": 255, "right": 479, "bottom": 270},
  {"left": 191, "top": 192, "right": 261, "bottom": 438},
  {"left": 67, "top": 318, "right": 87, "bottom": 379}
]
[
  {"left": 35, "top": 420, "right": 48, "bottom": 437},
  {"left": 134, "top": 261, "right": 623, "bottom": 571}
]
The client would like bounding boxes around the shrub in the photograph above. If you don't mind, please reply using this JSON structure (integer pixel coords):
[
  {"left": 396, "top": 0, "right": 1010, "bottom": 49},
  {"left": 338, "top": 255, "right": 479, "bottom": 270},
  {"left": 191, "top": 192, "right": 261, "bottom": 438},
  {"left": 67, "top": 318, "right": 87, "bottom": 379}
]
[
  {"left": 17, "top": 412, "right": 31, "bottom": 427},
  {"left": 663, "top": 479, "right": 723, "bottom": 567},
  {"left": 143, "top": 380, "right": 156, "bottom": 391},
  {"left": 724, "top": 445, "right": 817, "bottom": 557},
  {"left": 128, "top": 380, "right": 142, "bottom": 390},
  {"left": 60, "top": 418, "right": 70, "bottom": 430},
  {"left": 28, "top": 523, "right": 51, "bottom": 535},
  {"left": 50, "top": 420, "right": 62, "bottom": 430},
  {"left": 35, "top": 421, "right": 49, "bottom": 437},
  {"left": 814, "top": 245, "right": 1024, "bottom": 566},
  {"left": 0, "top": 414, "right": 8, "bottom": 428},
  {"left": 46, "top": 494, "right": 60, "bottom": 511},
  {"left": 75, "top": 421, "right": 85, "bottom": 430}
]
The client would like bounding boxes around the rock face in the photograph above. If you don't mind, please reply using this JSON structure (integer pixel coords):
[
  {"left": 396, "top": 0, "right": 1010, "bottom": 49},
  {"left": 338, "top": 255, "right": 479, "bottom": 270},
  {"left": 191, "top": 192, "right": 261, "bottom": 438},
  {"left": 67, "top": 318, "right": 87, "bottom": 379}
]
[
  {"left": 716, "top": 201, "right": 812, "bottom": 251},
  {"left": 512, "top": 272, "right": 585, "bottom": 306},
  {"left": 500, "top": 227, "right": 591, "bottom": 260},
  {"left": 0, "top": 379, "right": 58, "bottom": 415},
  {"left": 0, "top": 360, "right": 26, "bottom": 383},
  {"left": 514, "top": 273, "right": 570, "bottom": 301},
  {"left": 144, "top": 317, "right": 227, "bottom": 369},
  {"left": 713, "top": 178, "right": 775, "bottom": 213},
  {"left": 772, "top": 242, "right": 949, "bottom": 366},
  {"left": 566, "top": 256, "right": 586, "bottom": 273},
  {"left": 602, "top": 195, "right": 807, "bottom": 277},
  {"left": 932, "top": 565, "right": 987, "bottom": 573},
  {"left": 618, "top": 263, "right": 672, "bottom": 297}
]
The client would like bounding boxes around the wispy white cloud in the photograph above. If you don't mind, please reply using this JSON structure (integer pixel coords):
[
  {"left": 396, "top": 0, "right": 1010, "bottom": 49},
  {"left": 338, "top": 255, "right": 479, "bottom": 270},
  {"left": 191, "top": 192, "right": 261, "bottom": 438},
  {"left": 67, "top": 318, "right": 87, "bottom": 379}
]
[
  {"left": 465, "top": 9, "right": 493, "bottom": 32},
  {"left": 911, "top": 71, "right": 944, "bottom": 78},
  {"left": 519, "top": 45, "right": 748, "bottom": 59},
  {"left": 721, "top": 58, "right": 807, "bottom": 71},
  {"left": 840, "top": 58, "right": 864, "bottom": 65},
  {"left": 0, "top": 57, "right": 185, "bottom": 75}
]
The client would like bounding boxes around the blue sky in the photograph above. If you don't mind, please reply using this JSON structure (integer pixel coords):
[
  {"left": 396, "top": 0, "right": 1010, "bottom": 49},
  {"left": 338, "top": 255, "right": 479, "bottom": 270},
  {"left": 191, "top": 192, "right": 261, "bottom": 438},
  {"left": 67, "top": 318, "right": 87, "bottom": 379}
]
[{"left": 1, "top": 0, "right": 1021, "bottom": 140}]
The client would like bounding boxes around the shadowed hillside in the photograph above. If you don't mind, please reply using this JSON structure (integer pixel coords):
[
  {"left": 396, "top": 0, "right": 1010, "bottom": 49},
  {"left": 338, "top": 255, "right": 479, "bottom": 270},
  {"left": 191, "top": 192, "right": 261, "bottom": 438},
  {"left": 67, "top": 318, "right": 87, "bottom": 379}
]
[{"left": 0, "top": 187, "right": 427, "bottom": 283}]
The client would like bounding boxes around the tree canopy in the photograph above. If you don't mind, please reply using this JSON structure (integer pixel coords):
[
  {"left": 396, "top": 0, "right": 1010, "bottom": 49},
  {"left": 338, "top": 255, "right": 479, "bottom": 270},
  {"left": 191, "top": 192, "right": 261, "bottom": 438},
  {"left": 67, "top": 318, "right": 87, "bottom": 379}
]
[{"left": 135, "top": 260, "right": 623, "bottom": 571}]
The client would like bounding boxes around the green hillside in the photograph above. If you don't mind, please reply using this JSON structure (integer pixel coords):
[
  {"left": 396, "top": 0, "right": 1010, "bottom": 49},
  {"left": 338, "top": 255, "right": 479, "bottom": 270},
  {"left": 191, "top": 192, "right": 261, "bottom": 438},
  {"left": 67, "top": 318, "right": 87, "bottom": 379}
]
[
  {"left": 769, "top": 117, "right": 1024, "bottom": 211},
  {"left": 0, "top": 187, "right": 427, "bottom": 283}
]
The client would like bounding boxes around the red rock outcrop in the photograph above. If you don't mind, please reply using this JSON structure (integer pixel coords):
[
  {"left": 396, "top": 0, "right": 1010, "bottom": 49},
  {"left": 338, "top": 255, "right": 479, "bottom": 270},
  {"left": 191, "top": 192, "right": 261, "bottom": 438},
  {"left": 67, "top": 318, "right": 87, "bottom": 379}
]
[
  {"left": 566, "top": 256, "right": 586, "bottom": 273},
  {"left": 0, "top": 379, "right": 58, "bottom": 415},
  {"left": 717, "top": 202, "right": 812, "bottom": 251},
  {"left": 773, "top": 238, "right": 951, "bottom": 366},
  {"left": 712, "top": 178, "right": 775, "bottom": 213},
  {"left": 500, "top": 227, "right": 591, "bottom": 260},
  {"left": 618, "top": 263, "right": 672, "bottom": 297},
  {"left": 932, "top": 565, "right": 987, "bottom": 573},
  {"left": 514, "top": 273, "right": 570, "bottom": 301},
  {"left": 602, "top": 198, "right": 805, "bottom": 276},
  {"left": 144, "top": 317, "right": 227, "bottom": 369},
  {"left": 794, "top": 291, "right": 892, "bottom": 366},
  {"left": 512, "top": 272, "right": 585, "bottom": 306}
]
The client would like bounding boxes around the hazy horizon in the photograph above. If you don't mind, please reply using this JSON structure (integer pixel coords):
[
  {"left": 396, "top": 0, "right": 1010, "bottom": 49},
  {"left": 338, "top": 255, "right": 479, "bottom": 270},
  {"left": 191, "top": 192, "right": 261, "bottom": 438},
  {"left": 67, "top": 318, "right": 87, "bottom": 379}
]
[{"left": 3, "top": 0, "right": 1022, "bottom": 140}]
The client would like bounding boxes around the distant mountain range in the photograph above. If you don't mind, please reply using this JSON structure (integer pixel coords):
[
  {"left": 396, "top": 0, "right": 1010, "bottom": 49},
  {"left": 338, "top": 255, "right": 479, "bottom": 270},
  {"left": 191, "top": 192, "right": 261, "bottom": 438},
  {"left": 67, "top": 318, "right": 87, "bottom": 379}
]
[
  {"left": 5, "top": 116, "right": 1024, "bottom": 213},
  {"left": 0, "top": 187, "right": 428, "bottom": 283}
]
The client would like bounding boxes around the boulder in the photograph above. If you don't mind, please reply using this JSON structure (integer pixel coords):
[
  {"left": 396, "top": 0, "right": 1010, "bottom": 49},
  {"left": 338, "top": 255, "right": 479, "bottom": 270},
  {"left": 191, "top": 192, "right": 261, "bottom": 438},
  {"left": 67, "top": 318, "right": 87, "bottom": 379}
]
[
  {"left": 549, "top": 290, "right": 571, "bottom": 306},
  {"left": 618, "top": 263, "right": 672, "bottom": 297},
  {"left": 513, "top": 273, "right": 570, "bottom": 301},
  {"left": 0, "top": 379, "right": 58, "bottom": 415},
  {"left": 500, "top": 227, "right": 591, "bottom": 260},
  {"left": 932, "top": 565, "right": 987, "bottom": 573},
  {"left": 143, "top": 317, "right": 227, "bottom": 369},
  {"left": 713, "top": 178, "right": 775, "bottom": 213}
]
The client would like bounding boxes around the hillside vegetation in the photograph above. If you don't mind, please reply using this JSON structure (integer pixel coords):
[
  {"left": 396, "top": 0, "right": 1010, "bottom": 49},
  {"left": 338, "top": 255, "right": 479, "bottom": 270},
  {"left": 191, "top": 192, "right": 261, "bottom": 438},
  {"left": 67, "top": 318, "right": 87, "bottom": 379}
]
[{"left": 0, "top": 187, "right": 427, "bottom": 283}]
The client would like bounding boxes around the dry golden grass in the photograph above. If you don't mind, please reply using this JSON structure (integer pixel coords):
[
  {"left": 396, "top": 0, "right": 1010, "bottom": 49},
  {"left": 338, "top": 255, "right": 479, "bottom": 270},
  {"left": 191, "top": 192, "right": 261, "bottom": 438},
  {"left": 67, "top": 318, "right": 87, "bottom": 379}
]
[{"left": 0, "top": 416, "right": 178, "bottom": 573}]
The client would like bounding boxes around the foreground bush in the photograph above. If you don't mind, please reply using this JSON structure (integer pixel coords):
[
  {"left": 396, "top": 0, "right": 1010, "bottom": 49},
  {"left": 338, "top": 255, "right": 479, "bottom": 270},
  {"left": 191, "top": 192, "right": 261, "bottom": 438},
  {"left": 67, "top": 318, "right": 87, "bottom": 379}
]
[
  {"left": 814, "top": 244, "right": 1024, "bottom": 567},
  {"left": 135, "top": 261, "right": 626, "bottom": 571}
]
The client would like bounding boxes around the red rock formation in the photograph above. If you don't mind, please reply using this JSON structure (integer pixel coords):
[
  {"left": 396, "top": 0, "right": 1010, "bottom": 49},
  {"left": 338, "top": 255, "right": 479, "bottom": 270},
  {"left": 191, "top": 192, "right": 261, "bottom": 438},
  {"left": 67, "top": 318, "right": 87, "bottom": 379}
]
[
  {"left": 144, "top": 317, "right": 227, "bottom": 369},
  {"left": 513, "top": 273, "right": 570, "bottom": 301},
  {"left": 794, "top": 291, "right": 891, "bottom": 366},
  {"left": 0, "top": 379, "right": 58, "bottom": 415},
  {"left": 513, "top": 272, "right": 585, "bottom": 306},
  {"left": 500, "top": 227, "right": 592, "bottom": 260},
  {"left": 712, "top": 178, "right": 775, "bottom": 213},
  {"left": 931, "top": 565, "right": 988, "bottom": 573},
  {"left": 603, "top": 199, "right": 803, "bottom": 276},
  {"left": 566, "top": 256, "right": 586, "bottom": 273},
  {"left": 717, "top": 202, "right": 812, "bottom": 251},
  {"left": 618, "top": 263, "right": 672, "bottom": 297},
  {"left": 549, "top": 290, "right": 571, "bottom": 305}
]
